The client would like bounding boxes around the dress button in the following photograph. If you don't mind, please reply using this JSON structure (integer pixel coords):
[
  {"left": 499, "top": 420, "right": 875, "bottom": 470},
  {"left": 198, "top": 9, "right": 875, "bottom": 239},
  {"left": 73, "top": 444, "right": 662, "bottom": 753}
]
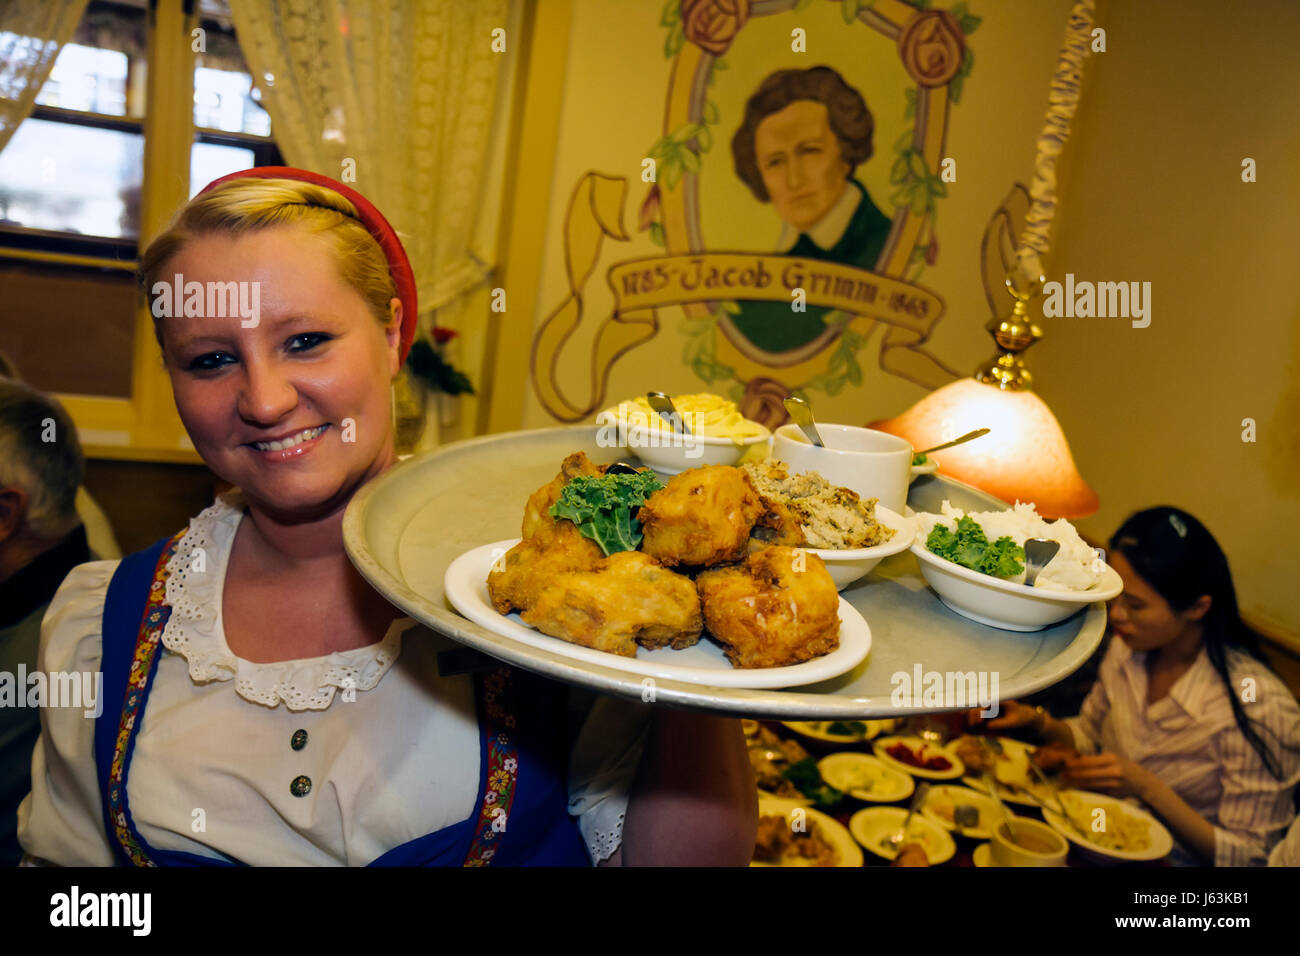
[
  {"left": 291, "top": 729, "right": 308, "bottom": 751},
  {"left": 290, "top": 775, "right": 312, "bottom": 798}
]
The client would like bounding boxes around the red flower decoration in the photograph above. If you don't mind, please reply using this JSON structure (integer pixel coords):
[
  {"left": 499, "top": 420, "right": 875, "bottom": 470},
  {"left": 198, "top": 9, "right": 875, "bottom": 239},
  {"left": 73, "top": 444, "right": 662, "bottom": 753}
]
[{"left": 681, "top": 0, "right": 750, "bottom": 56}]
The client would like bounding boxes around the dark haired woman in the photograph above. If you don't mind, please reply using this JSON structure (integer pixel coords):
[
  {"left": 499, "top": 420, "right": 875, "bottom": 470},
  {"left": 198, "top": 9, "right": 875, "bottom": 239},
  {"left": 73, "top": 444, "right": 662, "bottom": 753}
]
[{"left": 981, "top": 507, "right": 1300, "bottom": 865}]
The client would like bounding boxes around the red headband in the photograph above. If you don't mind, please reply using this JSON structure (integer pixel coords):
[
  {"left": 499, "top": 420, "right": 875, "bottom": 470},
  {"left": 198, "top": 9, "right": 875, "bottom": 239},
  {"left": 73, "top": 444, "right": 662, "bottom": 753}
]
[{"left": 198, "top": 166, "right": 418, "bottom": 365}]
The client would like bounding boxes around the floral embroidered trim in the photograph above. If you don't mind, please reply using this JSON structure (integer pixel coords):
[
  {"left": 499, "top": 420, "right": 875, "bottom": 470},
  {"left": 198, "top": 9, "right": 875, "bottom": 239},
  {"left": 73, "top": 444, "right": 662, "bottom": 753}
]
[
  {"left": 108, "top": 528, "right": 187, "bottom": 867},
  {"left": 464, "top": 667, "right": 519, "bottom": 866}
]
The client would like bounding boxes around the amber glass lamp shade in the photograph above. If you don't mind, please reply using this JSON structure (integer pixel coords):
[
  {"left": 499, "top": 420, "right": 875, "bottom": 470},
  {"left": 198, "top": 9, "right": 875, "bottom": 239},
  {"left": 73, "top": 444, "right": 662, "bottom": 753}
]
[{"left": 871, "top": 378, "right": 1099, "bottom": 519}]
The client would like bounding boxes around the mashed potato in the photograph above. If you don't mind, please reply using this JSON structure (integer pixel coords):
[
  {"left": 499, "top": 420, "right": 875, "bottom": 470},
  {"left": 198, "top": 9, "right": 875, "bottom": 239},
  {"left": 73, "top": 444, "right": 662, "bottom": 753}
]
[
  {"left": 606, "top": 393, "right": 768, "bottom": 444},
  {"left": 917, "top": 501, "right": 1107, "bottom": 591}
]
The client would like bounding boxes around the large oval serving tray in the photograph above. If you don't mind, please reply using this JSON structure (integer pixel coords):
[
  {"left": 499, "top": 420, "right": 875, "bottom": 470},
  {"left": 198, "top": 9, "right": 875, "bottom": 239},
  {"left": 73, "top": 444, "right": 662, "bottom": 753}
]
[{"left": 343, "top": 426, "right": 1106, "bottom": 718}]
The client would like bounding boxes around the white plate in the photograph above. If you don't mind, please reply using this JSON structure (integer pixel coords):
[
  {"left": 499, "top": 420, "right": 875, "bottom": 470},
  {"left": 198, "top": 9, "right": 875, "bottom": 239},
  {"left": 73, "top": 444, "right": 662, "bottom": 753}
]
[
  {"left": 920, "top": 784, "right": 1008, "bottom": 841},
  {"left": 910, "top": 460, "right": 939, "bottom": 479},
  {"left": 1041, "top": 789, "right": 1174, "bottom": 863},
  {"left": 444, "top": 540, "right": 872, "bottom": 689},
  {"left": 782, "top": 719, "right": 898, "bottom": 743},
  {"left": 849, "top": 806, "right": 956, "bottom": 864},
  {"left": 817, "top": 753, "right": 914, "bottom": 803},
  {"left": 753, "top": 795, "right": 863, "bottom": 867},
  {"left": 873, "top": 736, "right": 966, "bottom": 780}
]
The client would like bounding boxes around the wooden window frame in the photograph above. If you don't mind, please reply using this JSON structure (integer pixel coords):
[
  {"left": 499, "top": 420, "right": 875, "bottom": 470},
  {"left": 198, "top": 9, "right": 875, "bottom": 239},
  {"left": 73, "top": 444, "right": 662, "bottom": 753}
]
[{"left": 0, "top": 0, "right": 278, "bottom": 463}]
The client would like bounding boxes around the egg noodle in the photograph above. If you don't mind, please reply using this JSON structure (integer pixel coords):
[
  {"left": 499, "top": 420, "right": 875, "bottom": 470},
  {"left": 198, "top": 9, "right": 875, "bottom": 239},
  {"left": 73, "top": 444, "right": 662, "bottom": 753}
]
[
  {"left": 1060, "top": 793, "right": 1152, "bottom": 852},
  {"left": 606, "top": 393, "right": 769, "bottom": 445}
]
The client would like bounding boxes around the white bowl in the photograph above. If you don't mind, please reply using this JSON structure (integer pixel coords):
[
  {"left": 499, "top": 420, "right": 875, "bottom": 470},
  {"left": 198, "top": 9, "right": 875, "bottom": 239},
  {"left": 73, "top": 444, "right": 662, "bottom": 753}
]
[
  {"left": 772, "top": 424, "right": 911, "bottom": 513},
  {"left": 802, "top": 504, "right": 915, "bottom": 590},
  {"left": 619, "top": 423, "right": 770, "bottom": 475},
  {"left": 910, "top": 538, "right": 1123, "bottom": 631}
]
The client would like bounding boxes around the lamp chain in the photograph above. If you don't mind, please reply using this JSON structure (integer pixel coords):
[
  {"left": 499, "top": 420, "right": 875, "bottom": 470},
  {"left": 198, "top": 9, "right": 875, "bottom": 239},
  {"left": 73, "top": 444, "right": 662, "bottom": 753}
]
[{"left": 1014, "top": 0, "right": 1096, "bottom": 290}]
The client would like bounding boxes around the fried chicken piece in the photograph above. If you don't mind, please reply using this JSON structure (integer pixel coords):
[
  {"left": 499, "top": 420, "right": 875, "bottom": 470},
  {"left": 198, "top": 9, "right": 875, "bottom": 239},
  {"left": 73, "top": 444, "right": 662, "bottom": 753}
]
[
  {"left": 521, "top": 451, "right": 604, "bottom": 543},
  {"left": 751, "top": 496, "right": 808, "bottom": 548},
  {"left": 521, "top": 551, "right": 702, "bottom": 657},
  {"left": 638, "top": 465, "right": 764, "bottom": 567},
  {"left": 486, "top": 524, "right": 604, "bottom": 614},
  {"left": 696, "top": 546, "right": 840, "bottom": 668}
]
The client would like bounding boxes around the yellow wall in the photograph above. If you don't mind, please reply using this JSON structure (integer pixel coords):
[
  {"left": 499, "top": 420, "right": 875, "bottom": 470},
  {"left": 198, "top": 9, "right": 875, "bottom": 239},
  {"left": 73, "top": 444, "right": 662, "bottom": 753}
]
[
  {"left": 1033, "top": 0, "right": 1300, "bottom": 637},
  {"left": 499, "top": 0, "right": 1079, "bottom": 436}
]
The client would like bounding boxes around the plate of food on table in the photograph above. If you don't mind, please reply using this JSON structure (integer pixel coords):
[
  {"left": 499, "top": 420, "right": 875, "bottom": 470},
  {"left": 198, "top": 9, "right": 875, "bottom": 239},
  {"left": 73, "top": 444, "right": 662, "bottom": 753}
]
[
  {"left": 953, "top": 735, "right": 1071, "bottom": 808},
  {"left": 781, "top": 719, "right": 899, "bottom": 744},
  {"left": 752, "top": 795, "right": 863, "bottom": 867},
  {"left": 816, "top": 752, "right": 914, "bottom": 803},
  {"left": 1040, "top": 789, "right": 1174, "bottom": 864},
  {"left": 872, "top": 735, "right": 966, "bottom": 780},
  {"left": 919, "top": 784, "right": 1010, "bottom": 841},
  {"left": 443, "top": 441, "right": 916, "bottom": 688},
  {"left": 849, "top": 806, "right": 956, "bottom": 864}
]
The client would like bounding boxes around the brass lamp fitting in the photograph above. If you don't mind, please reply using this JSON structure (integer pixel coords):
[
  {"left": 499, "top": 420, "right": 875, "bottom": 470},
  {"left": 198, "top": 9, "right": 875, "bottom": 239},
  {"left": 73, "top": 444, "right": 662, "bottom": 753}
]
[{"left": 974, "top": 273, "right": 1046, "bottom": 391}]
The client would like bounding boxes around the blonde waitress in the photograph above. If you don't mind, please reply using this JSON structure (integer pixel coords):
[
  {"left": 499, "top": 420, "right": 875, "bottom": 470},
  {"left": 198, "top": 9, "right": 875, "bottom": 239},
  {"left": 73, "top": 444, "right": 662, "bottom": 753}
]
[{"left": 18, "top": 168, "right": 757, "bottom": 866}]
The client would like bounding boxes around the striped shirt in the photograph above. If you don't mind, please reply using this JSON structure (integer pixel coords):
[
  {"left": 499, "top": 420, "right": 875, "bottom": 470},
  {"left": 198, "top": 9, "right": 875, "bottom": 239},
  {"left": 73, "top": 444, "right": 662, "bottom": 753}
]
[{"left": 1064, "top": 637, "right": 1300, "bottom": 866}]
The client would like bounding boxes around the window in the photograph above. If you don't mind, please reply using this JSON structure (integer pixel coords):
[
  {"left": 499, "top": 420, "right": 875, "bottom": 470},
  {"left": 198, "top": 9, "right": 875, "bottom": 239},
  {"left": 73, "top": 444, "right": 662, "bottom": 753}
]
[
  {"left": 0, "top": 1, "right": 280, "bottom": 253},
  {"left": 0, "top": 0, "right": 282, "bottom": 459},
  {"left": 190, "top": 13, "right": 278, "bottom": 197}
]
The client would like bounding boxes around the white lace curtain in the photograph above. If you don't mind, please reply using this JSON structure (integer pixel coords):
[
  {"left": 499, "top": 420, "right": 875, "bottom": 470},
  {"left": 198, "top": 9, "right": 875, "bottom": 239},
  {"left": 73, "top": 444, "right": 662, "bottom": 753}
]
[
  {"left": 228, "top": 0, "right": 509, "bottom": 321},
  {"left": 0, "top": 0, "right": 90, "bottom": 154}
]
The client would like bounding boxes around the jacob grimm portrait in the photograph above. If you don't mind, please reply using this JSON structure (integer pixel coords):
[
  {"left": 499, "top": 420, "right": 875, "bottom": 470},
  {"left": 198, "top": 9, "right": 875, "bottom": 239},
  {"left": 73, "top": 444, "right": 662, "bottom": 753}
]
[{"left": 728, "top": 65, "right": 892, "bottom": 355}]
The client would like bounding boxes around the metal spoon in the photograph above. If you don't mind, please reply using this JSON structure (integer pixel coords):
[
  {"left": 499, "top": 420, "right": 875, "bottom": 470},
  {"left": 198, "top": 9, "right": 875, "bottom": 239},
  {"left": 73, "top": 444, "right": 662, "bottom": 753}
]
[
  {"left": 782, "top": 396, "right": 824, "bottom": 447},
  {"left": 980, "top": 738, "right": 1021, "bottom": 842},
  {"left": 882, "top": 782, "right": 930, "bottom": 852},
  {"left": 1025, "top": 756, "right": 1090, "bottom": 840},
  {"left": 645, "top": 392, "right": 691, "bottom": 435},
  {"left": 1023, "top": 538, "right": 1061, "bottom": 587},
  {"left": 913, "top": 428, "right": 991, "bottom": 457}
]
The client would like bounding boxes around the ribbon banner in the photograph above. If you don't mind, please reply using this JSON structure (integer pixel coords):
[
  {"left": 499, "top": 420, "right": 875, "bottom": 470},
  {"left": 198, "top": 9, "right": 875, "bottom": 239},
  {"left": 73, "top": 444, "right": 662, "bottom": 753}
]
[
  {"left": 608, "top": 254, "right": 941, "bottom": 334},
  {"left": 529, "top": 172, "right": 950, "bottom": 423}
]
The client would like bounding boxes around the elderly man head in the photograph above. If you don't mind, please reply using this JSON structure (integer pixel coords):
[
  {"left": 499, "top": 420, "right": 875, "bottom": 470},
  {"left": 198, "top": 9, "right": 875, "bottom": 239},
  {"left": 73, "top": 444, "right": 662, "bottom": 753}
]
[
  {"left": 0, "top": 379, "right": 91, "bottom": 866},
  {"left": 0, "top": 380, "right": 85, "bottom": 583}
]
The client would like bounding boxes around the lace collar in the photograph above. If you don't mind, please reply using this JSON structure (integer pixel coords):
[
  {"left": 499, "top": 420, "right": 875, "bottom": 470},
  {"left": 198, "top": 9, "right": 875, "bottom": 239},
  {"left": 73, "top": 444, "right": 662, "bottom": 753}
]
[{"left": 159, "top": 489, "right": 409, "bottom": 711}]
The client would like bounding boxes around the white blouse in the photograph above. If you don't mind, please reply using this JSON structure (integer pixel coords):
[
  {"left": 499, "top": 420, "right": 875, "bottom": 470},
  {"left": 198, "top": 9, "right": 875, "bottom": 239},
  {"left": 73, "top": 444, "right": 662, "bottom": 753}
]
[
  {"left": 1064, "top": 637, "right": 1300, "bottom": 866},
  {"left": 17, "top": 491, "right": 650, "bottom": 866}
]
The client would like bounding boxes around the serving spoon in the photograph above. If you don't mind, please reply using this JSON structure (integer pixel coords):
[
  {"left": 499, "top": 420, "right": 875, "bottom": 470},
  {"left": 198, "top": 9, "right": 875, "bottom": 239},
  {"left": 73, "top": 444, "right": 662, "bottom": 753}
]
[
  {"left": 782, "top": 396, "right": 824, "bottom": 447},
  {"left": 1023, "top": 538, "right": 1061, "bottom": 587},
  {"left": 646, "top": 391, "right": 691, "bottom": 435},
  {"left": 912, "top": 428, "right": 991, "bottom": 458}
]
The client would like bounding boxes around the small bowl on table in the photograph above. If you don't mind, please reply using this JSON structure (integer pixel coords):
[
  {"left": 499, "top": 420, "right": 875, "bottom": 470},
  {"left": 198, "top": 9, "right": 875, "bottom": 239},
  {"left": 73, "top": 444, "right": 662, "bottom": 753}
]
[
  {"left": 909, "top": 539, "right": 1123, "bottom": 632},
  {"left": 989, "top": 817, "right": 1068, "bottom": 867}
]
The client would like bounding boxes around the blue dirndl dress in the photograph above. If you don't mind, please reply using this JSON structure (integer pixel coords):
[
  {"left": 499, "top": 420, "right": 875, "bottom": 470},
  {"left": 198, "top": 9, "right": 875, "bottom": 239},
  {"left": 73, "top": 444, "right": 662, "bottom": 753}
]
[{"left": 92, "top": 530, "right": 592, "bottom": 867}]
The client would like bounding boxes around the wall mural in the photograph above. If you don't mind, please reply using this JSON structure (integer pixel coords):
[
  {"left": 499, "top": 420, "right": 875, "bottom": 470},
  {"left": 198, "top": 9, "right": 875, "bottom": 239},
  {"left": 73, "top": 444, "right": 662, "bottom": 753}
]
[{"left": 531, "top": 0, "right": 982, "bottom": 427}]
